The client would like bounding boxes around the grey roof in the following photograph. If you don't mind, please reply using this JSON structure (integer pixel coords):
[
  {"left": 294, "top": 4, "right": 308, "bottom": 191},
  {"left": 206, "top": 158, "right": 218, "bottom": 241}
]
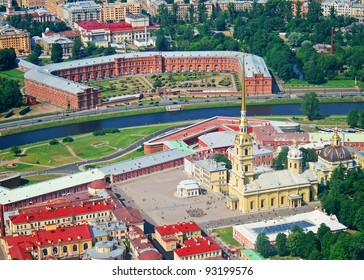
[
  {"left": 90, "top": 222, "right": 127, "bottom": 238},
  {"left": 195, "top": 158, "right": 226, "bottom": 172},
  {"left": 16, "top": 58, "right": 38, "bottom": 70},
  {"left": 25, "top": 51, "right": 270, "bottom": 95},
  {"left": 98, "top": 148, "right": 194, "bottom": 175},
  {"left": 85, "top": 241, "right": 124, "bottom": 260},
  {"left": 0, "top": 169, "right": 105, "bottom": 205},
  {"left": 244, "top": 169, "right": 317, "bottom": 193}
]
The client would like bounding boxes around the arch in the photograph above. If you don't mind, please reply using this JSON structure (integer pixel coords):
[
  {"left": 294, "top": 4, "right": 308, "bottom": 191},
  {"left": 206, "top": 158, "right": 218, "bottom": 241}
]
[
  {"left": 189, "top": 65, "right": 193, "bottom": 72},
  {"left": 172, "top": 65, "right": 176, "bottom": 73},
  {"left": 206, "top": 65, "right": 210, "bottom": 72},
  {"left": 244, "top": 148, "right": 248, "bottom": 156},
  {"left": 180, "top": 65, "right": 184, "bottom": 72},
  {"left": 42, "top": 248, "right": 48, "bottom": 256},
  {"left": 83, "top": 243, "right": 89, "bottom": 250},
  {"left": 150, "top": 67, "right": 153, "bottom": 73},
  {"left": 214, "top": 65, "right": 218, "bottom": 71},
  {"left": 53, "top": 247, "right": 58, "bottom": 254},
  {"left": 63, "top": 246, "right": 68, "bottom": 253},
  {"left": 73, "top": 244, "right": 78, "bottom": 252},
  {"left": 197, "top": 65, "right": 201, "bottom": 72}
]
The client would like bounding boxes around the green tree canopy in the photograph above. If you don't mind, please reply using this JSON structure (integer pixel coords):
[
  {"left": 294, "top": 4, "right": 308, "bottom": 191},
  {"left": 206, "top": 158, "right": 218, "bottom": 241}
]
[
  {"left": 256, "top": 232, "right": 272, "bottom": 258},
  {"left": 0, "top": 48, "right": 16, "bottom": 71},
  {"left": 51, "top": 43, "right": 63, "bottom": 63},
  {"left": 301, "top": 92, "right": 321, "bottom": 121},
  {"left": 347, "top": 109, "right": 359, "bottom": 128},
  {"left": 274, "top": 233, "right": 288, "bottom": 256},
  {"left": 213, "top": 153, "right": 232, "bottom": 169},
  {"left": 0, "top": 78, "right": 22, "bottom": 112}
]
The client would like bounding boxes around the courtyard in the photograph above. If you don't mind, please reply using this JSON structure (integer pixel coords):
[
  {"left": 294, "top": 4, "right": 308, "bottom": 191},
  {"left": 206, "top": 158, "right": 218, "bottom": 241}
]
[{"left": 113, "top": 167, "right": 241, "bottom": 227}]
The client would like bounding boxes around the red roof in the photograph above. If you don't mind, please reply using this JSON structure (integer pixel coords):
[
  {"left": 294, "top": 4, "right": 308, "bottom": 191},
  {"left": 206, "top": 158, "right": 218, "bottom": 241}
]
[
  {"left": 88, "top": 179, "right": 108, "bottom": 189},
  {"left": 138, "top": 249, "right": 162, "bottom": 260},
  {"left": 174, "top": 237, "right": 221, "bottom": 257},
  {"left": 8, "top": 245, "right": 33, "bottom": 260},
  {"left": 155, "top": 221, "right": 201, "bottom": 236},
  {"left": 76, "top": 20, "right": 158, "bottom": 32},
  {"left": 9, "top": 203, "right": 113, "bottom": 224},
  {"left": 5, "top": 225, "right": 92, "bottom": 247}
]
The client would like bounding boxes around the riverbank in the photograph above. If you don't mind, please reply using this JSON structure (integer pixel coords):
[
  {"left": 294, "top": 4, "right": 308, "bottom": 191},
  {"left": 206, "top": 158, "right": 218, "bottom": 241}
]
[{"left": 1, "top": 96, "right": 362, "bottom": 137}]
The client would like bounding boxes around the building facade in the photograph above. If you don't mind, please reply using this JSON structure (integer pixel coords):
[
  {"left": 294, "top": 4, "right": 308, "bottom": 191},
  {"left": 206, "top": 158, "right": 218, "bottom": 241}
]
[
  {"left": 193, "top": 159, "right": 228, "bottom": 192},
  {"left": 24, "top": 51, "right": 272, "bottom": 110},
  {"left": 100, "top": 2, "right": 142, "bottom": 22},
  {"left": 0, "top": 25, "right": 30, "bottom": 54},
  {"left": 33, "top": 32, "right": 74, "bottom": 57},
  {"left": 61, "top": 1, "right": 100, "bottom": 26}
]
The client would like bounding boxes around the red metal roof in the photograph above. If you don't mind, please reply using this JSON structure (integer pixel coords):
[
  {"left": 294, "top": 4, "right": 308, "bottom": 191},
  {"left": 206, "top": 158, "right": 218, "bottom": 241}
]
[
  {"left": 76, "top": 20, "right": 159, "bottom": 32},
  {"left": 174, "top": 237, "right": 221, "bottom": 257},
  {"left": 138, "top": 249, "right": 162, "bottom": 260},
  {"left": 8, "top": 245, "right": 33, "bottom": 260},
  {"left": 155, "top": 221, "right": 201, "bottom": 236},
  {"left": 9, "top": 203, "right": 113, "bottom": 224},
  {"left": 5, "top": 225, "right": 92, "bottom": 247}
]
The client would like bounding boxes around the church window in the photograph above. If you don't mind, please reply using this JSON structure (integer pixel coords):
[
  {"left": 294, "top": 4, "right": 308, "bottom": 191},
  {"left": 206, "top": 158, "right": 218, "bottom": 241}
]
[
  {"left": 294, "top": 163, "right": 297, "bottom": 169},
  {"left": 245, "top": 165, "right": 249, "bottom": 172},
  {"left": 245, "top": 149, "right": 248, "bottom": 156},
  {"left": 260, "top": 199, "right": 265, "bottom": 208}
]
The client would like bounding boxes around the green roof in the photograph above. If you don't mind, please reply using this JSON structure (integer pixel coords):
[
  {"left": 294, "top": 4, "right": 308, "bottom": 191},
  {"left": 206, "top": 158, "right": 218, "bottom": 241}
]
[{"left": 240, "top": 249, "right": 265, "bottom": 260}]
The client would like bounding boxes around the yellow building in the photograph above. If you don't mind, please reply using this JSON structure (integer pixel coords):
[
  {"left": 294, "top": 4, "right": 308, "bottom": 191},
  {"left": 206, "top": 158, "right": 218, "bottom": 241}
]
[
  {"left": 1, "top": 224, "right": 93, "bottom": 260},
  {"left": 193, "top": 159, "right": 228, "bottom": 192},
  {"left": 226, "top": 53, "right": 318, "bottom": 212},
  {"left": 46, "top": 0, "right": 66, "bottom": 15},
  {"left": 0, "top": 25, "right": 30, "bottom": 54},
  {"left": 100, "top": 2, "right": 141, "bottom": 22},
  {"left": 15, "top": 0, "right": 46, "bottom": 8},
  {"left": 309, "top": 128, "right": 356, "bottom": 185}
]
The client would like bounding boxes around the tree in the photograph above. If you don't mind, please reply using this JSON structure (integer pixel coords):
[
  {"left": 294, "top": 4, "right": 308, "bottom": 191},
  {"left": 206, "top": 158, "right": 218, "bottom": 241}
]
[
  {"left": 287, "top": 229, "right": 306, "bottom": 257},
  {"left": 301, "top": 92, "right": 320, "bottom": 121},
  {"left": 26, "top": 53, "right": 39, "bottom": 65},
  {"left": 155, "top": 32, "right": 169, "bottom": 51},
  {"left": 256, "top": 233, "right": 271, "bottom": 258},
  {"left": 33, "top": 44, "right": 42, "bottom": 58},
  {"left": 51, "top": 43, "right": 63, "bottom": 63},
  {"left": 317, "top": 223, "right": 331, "bottom": 243},
  {"left": 353, "top": 206, "right": 364, "bottom": 232},
  {"left": 104, "top": 46, "right": 116, "bottom": 56},
  {"left": 274, "top": 233, "right": 288, "bottom": 256},
  {"left": 213, "top": 153, "right": 232, "bottom": 169},
  {"left": 273, "top": 146, "right": 288, "bottom": 170},
  {"left": 0, "top": 78, "right": 22, "bottom": 112},
  {"left": 11, "top": 146, "right": 22, "bottom": 156},
  {"left": 359, "top": 108, "right": 364, "bottom": 129},
  {"left": 0, "top": 48, "right": 16, "bottom": 70},
  {"left": 303, "top": 61, "right": 325, "bottom": 84},
  {"left": 347, "top": 110, "right": 359, "bottom": 128},
  {"left": 72, "top": 36, "right": 82, "bottom": 58}
]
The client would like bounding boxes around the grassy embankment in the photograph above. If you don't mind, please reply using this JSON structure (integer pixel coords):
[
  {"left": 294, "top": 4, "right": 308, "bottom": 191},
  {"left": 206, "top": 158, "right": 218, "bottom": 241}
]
[{"left": 0, "top": 123, "right": 181, "bottom": 174}]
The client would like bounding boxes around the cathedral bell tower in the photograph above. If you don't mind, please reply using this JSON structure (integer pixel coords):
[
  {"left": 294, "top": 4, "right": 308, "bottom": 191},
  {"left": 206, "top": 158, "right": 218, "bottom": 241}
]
[{"left": 229, "top": 53, "right": 254, "bottom": 190}]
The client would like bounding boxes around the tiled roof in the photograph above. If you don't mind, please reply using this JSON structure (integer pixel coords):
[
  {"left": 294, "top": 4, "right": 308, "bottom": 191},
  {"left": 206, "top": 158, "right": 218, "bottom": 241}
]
[
  {"left": 174, "top": 237, "right": 221, "bottom": 257},
  {"left": 155, "top": 221, "right": 201, "bottom": 236},
  {"left": 9, "top": 202, "right": 113, "bottom": 224},
  {"left": 5, "top": 225, "right": 92, "bottom": 247}
]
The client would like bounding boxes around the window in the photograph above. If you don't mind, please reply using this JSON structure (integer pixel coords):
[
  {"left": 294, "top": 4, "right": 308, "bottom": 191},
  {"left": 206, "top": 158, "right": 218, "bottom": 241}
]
[
  {"left": 63, "top": 246, "right": 68, "bottom": 253},
  {"left": 53, "top": 247, "right": 58, "bottom": 254},
  {"left": 73, "top": 245, "right": 78, "bottom": 252},
  {"left": 245, "top": 165, "right": 249, "bottom": 172},
  {"left": 281, "top": 196, "right": 285, "bottom": 205},
  {"left": 250, "top": 201, "right": 254, "bottom": 210},
  {"left": 245, "top": 149, "right": 248, "bottom": 156},
  {"left": 260, "top": 199, "right": 265, "bottom": 208},
  {"left": 83, "top": 243, "right": 89, "bottom": 250},
  {"left": 271, "top": 198, "right": 275, "bottom": 207},
  {"left": 43, "top": 249, "right": 48, "bottom": 256}
]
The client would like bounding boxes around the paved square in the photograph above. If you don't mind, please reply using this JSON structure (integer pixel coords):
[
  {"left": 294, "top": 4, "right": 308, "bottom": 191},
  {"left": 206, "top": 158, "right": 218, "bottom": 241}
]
[{"left": 114, "top": 167, "right": 241, "bottom": 226}]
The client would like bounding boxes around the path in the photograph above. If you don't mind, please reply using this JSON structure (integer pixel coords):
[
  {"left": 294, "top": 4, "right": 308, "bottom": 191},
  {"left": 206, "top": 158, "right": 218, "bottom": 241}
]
[{"left": 63, "top": 144, "right": 85, "bottom": 161}]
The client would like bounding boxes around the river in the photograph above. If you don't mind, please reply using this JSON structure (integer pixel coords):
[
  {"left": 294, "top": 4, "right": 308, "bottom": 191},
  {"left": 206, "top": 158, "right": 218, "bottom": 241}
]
[{"left": 0, "top": 102, "right": 363, "bottom": 150}]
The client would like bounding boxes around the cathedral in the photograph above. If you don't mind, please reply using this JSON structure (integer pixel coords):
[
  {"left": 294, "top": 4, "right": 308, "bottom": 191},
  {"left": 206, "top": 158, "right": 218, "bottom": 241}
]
[{"left": 226, "top": 54, "right": 318, "bottom": 212}]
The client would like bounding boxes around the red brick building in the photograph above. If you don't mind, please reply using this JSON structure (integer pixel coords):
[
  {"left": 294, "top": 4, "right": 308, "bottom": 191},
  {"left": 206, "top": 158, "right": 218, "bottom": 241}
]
[{"left": 24, "top": 51, "right": 272, "bottom": 110}]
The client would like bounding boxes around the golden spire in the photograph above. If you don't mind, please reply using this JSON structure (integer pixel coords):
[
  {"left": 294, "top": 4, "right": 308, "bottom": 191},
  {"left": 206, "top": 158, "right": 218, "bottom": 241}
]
[
  {"left": 331, "top": 127, "right": 341, "bottom": 147},
  {"left": 239, "top": 53, "right": 248, "bottom": 134}
]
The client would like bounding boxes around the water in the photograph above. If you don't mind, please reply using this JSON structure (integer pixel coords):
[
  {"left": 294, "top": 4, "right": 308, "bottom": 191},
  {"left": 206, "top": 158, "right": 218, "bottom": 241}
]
[{"left": 0, "top": 102, "right": 363, "bottom": 150}]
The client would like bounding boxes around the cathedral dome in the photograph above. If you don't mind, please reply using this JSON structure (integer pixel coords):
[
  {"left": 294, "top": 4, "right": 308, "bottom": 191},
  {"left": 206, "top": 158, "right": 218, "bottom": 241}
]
[
  {"left": 288, "top": 147, "right": 302, "bottom": 159},
  {"left": 319, "top": 145, "right": 352, "bottom": 163}
]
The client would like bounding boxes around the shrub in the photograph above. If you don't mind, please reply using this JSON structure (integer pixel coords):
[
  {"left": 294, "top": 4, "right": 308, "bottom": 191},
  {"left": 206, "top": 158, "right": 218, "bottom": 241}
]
[
  {"left": 49, "top": 139, "right": 59, "bottom": 145},
  {"left": 93, "top": 130, "right": 105, "bottom": 136},
  {"left": 62, "top": 136, "right": 74, "bottom": 143}
]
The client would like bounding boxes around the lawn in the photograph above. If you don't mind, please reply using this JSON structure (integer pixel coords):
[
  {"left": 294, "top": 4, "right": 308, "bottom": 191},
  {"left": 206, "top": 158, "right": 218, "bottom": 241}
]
[
  {"left": 212, "top": 227, "right": 241, "bottom": 247},
  {"left": 20, "top": 144, "right": 77, "bottom": 166},
  {"left": 89, "top": 77, "right": 150, "bottom": 98},
  {"left": 292, "top": 115, "right": 348, "bottom": 126},
  {"left": 0, "top": 163, "right": 44, "bottom": 173},
  {"left": 0, "top": 68, "right": 25, "bottom": 85},
  {"left": 283, "top": 79, "right": 359, "bottom": 88},
  {"left": 66, "top": 136, "right": 116, "bottom": 159}
]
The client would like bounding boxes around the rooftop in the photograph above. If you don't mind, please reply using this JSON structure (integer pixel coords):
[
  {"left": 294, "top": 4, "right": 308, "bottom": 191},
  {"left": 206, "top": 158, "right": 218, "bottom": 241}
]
[
  {"left": 155, "top": 221, "right": 201, "bottom": 236},
  {"left": 174, "top": 236, "right": 221, "bottom": 257},
  {"left": 233, "top": 210, "right": 347, "bottom": 245}
]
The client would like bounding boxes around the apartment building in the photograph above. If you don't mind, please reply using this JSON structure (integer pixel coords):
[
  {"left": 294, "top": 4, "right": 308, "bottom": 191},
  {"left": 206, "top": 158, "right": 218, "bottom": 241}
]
[
  {"left": 100, "top": 1, "right": 142, "bottom": 22},
  {"left": 0, "top": 25, "right": 30, "bottom": 54}
]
